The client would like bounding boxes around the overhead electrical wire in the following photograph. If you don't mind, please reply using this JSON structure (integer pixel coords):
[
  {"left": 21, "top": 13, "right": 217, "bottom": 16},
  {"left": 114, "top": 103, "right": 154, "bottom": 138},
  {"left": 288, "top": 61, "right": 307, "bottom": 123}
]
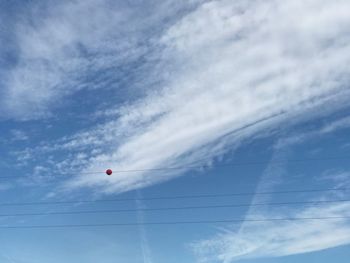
[
  {"left": 0, "top": 187, "right": 349, "bottom": 206},
  {"left": 1, "top": 155, "right": 349, "bottom": 180},
  {"left": 1, "top": 199, "right": 350, "bottom": 217},
  {"left": 84, "top": 155, "right": 350, "bottom": 174},
  {"left": 1, "top": 216, "right": 350, "bottom": 229}
]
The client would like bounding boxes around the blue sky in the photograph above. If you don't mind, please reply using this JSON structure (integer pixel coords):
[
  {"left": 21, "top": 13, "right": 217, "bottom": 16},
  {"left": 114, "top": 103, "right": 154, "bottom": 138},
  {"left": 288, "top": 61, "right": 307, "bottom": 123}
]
[{"left": 1, "top": 0, "right": 350, "bottom": 262}]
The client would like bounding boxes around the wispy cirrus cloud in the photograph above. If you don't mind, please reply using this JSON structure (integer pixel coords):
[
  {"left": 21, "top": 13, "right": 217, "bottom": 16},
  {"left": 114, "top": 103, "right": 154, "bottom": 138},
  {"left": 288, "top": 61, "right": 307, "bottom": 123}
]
[
  {"left": 192, "top": 141, "right": 350, "bottom": 263},
  {"left": 192, "top": 201, "right": 350, "bottom": 262},
  {"left": 60, "top": 0, "right": 350, "bottom": 194},
  {"left": 0, "top": 0, "right": 198, "bottom": 120},
  {"left": 3, "top": 1, "right": 350, "bottom": 262},
  {"left": 136, "top": 192, "right": 154, "bottom": 263},
  {"left": 5, "top": 0, "right": 350, "bottom": 194},
  {"left": 190, "top": 119, "right": 350, "bottom": 262},
  {"left": 321, "top": 116, "right": 350, "bottom": 134}
]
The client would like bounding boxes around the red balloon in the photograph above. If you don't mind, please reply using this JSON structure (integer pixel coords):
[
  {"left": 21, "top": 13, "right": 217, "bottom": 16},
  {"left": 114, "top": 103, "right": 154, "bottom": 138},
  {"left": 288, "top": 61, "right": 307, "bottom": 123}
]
[{"left": 106, "top": 169, "right": 113, "bottom": 175}]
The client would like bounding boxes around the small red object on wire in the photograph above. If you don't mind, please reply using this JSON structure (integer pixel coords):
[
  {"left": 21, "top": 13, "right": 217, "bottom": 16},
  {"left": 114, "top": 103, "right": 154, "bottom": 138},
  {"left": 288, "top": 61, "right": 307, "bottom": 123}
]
[{"left": 106, "top": 169, "right": 113, "bottom": 176}]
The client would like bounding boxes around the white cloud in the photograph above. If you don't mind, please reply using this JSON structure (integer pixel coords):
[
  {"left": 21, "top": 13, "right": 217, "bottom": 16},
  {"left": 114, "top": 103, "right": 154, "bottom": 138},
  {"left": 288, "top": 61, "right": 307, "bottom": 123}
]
[
  {"left": 6, "top": 0, "right": 350, "bottom": 196},
  {"left": 321, "top": 116, "right": 350, "bottom": 133},
  {"left": 136, "top": 193, "right": 154, "bottom": 263},
  {"left": 10, "top": 129, "right": 29, "bottom": 141},
  {"left": 192, "top": 143, "right": 350, "bottom": 262},
  {"left": 58, "top": 0, "right": 350, "bottom": 194},
  {"left": 192, "top": 202, "right": 350, "bottom": 262},
  {"left": 4, "top": 0, "right": 350, "bottom": 261},
  {"left": 1, "top": 0, "right": 190, "bottom": 119},
  {"left": 191, "top": 134, "right": 350, "bottom": 262}
]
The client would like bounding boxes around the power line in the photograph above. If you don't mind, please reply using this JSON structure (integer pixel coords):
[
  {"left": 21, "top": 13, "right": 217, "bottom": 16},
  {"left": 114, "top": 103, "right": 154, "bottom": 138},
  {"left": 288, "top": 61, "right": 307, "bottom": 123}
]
[
  {"left": 1, "top": 199, "right": 350, "bottom": 217},
  {"left": 97, "top": 156, "right": 350, "bottom": 173},
  {"left": 1, "top": 216, "right": 349, "bottom": 229},
  {"left": 0, "top": 187, "right": 349, "bottom": 207},
  {"left": 2, "top": 155, "right": 349, "bottom": 179}
]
